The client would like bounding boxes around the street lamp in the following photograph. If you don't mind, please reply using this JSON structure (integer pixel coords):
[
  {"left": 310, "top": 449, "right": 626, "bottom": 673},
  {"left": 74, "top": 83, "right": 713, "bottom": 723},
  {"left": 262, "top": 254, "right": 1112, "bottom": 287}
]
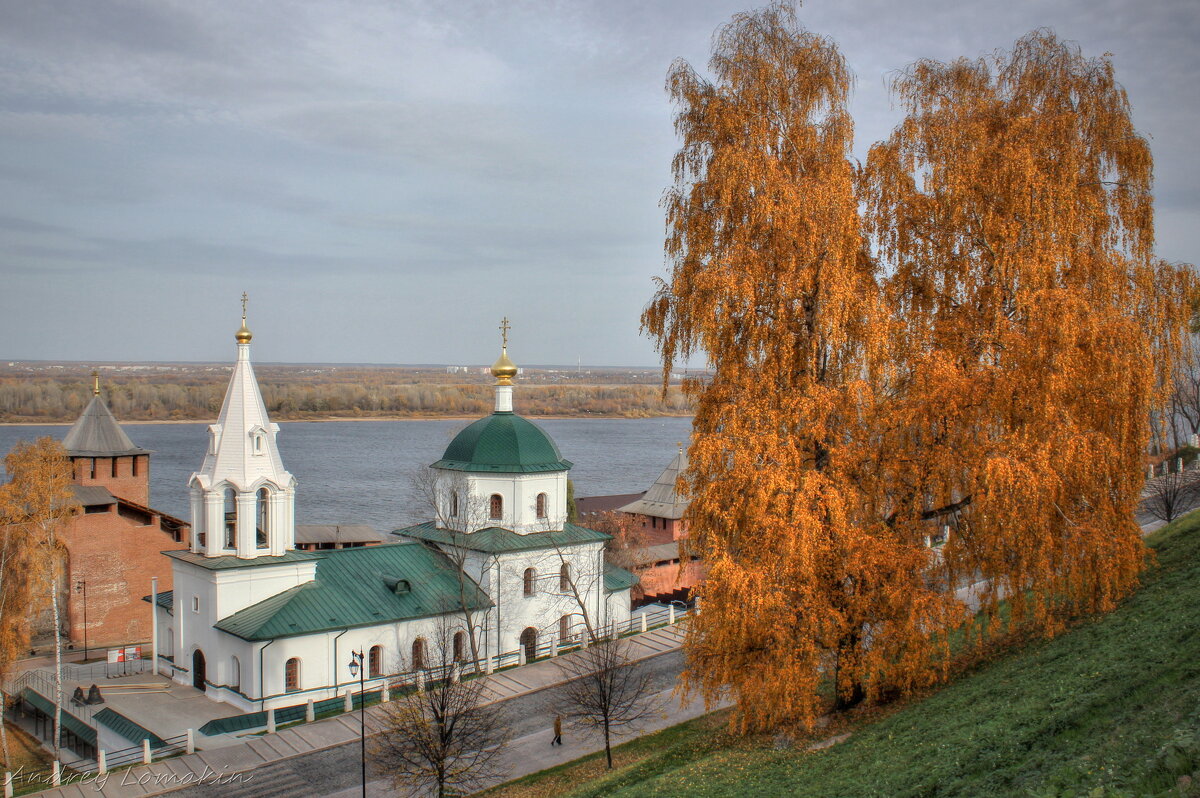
[
  {"left": 74, "top": 580, "right": 88, "bottom": 662},
  {"left": 347, "top": 650, "right": 366, "bottom": 798}
]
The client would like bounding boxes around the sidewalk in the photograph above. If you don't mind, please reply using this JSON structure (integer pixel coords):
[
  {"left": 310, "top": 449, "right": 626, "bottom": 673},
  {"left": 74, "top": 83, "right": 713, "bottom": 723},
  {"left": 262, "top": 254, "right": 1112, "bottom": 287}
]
[
  {"left": 26, "top": 623, "right": 688, "bottom": 797},
  {"left": 324, "top": 683, "right": 729, "bottom": 798}
]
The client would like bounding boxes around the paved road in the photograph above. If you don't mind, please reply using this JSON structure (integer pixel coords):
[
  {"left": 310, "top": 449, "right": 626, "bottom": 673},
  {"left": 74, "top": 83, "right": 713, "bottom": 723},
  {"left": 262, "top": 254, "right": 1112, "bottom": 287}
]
[{"left": 168, "top": 649, "right": 686, "bottom": 798}]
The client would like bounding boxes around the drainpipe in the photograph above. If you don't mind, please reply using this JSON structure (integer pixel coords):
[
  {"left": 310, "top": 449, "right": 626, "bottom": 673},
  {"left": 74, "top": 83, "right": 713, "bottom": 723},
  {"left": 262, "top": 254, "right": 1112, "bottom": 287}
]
[
  {"left": 494, "top": 557, "right": 502, "bottom": 661},
  {"left": 258, "top": 639, "right": 275, "bottom": 711},
  {"left": 332, "top": 629, "right": 348, "bottom": 695}
]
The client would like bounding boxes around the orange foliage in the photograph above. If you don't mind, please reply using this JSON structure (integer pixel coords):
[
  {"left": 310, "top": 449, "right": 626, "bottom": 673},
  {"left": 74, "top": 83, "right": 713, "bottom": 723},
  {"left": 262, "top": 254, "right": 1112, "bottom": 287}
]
[
  {"left": 865, "top": 31, "right": 1195, "bottom": 636},
  {"left": 646, "top": 6, "right": 1195, "bottom": 734}
]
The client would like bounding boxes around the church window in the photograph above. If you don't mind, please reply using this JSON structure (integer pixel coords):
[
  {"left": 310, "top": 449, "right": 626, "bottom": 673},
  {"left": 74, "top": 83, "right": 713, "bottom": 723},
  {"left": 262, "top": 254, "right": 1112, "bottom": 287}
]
[
  {"left": 536, "top": 493, "right": 547, "bottom": 519},
  {"left": 285, "top": 658, "right": 301, "bottom": 692},
  {"left": 453, "top": 631, "right": 466, "bottom": 663},
  {"left": 523, "top": 568, "right": 537, "bottom": 597},
  {"left": 559, "top": 563, "right": 571, "bottom": 592},
  {"left": 89, "top": 458, "right": 96, "bottom": 479},
  {"left": 450, "top": 491, "right": 459, "bottom": 518},
  {"left": 369, "top": 646, "right": 383, "bottom": 678},
  {"left": 223, "top": 488, "right": 237, "bottom": 549},
  {"left": 111, "top": 458, "right": 119, "bottom": 478},
  {"left": 489, "top": 494, "right": 502, "bottom": 520},
  {"left": 131, "top": 455, "right": 139, "bottom": 477},
  {"left": 256, "top": 488, "right": 270, "bottom": 548},
  {"left": 412, "top": 638, "right": 426, "bottom": 671},
  {"left": 230, "top": 656, "right": 241, "bottom": 691},
  {"left": 191, "top": 595, "right": 199, "bottom": 613},
  {"left": 559, "top": 614, "right": 571, "bottom": 643},
  {"left": 250, "top": 428, "right": 266, "bottom": 456}
]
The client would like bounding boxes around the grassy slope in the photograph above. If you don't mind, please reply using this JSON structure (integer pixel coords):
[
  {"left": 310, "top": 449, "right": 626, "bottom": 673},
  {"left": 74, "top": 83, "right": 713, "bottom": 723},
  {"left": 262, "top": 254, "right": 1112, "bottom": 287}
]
[{"left": 499, "top": 514, "right": 1200, "bottom": 798}]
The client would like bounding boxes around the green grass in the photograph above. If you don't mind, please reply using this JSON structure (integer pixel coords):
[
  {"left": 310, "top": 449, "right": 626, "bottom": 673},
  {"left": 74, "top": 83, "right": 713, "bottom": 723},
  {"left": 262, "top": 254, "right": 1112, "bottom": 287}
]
[{"left": 490, "top": 513, "right": 1200, "bottom": 798}]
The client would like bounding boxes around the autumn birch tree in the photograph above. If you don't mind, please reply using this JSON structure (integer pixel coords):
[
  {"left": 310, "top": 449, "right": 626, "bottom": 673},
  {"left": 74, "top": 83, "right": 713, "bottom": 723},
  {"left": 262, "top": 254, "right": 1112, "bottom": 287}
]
[
  {"left": 863, "top": 30, "right": 1195, "bottom": 640},
  {"left": 645, "top": 3, "right": 960, "bottom": 733},
  {"left": 2, "top": 439, "right": 78, "bottom": 760},
  {"left": 0, "top": 478, "right": 39, "bottom": 767}
]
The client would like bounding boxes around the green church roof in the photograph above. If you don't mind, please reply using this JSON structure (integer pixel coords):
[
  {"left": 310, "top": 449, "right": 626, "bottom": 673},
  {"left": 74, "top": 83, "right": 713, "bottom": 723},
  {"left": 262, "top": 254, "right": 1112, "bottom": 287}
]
[
  {"left": 395, "top": 520, "right": 611, "bottom": 554},
  {"left": 214, "top": 542, "right": 491, "bottom": 641},
  {"left": 433, "top": 412, "right": 573, "bottom": 474}
]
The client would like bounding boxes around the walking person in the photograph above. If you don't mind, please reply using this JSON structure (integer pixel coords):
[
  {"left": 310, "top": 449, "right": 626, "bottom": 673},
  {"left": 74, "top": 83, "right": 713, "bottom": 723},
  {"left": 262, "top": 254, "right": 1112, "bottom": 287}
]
[{"left": 551, "top": 715, "right": 563, "bottom": 746}]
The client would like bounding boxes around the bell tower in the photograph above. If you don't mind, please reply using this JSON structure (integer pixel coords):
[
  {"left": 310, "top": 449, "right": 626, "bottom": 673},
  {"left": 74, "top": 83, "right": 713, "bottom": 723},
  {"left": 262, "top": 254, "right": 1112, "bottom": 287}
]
[{"left": 187, "top": 296, "right": 296, "bottom": 558}]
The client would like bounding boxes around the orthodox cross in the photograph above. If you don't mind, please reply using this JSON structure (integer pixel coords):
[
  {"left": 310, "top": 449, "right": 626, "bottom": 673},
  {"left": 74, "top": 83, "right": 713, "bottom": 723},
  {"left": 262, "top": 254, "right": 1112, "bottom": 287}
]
[
  {"left": 241, "top": 291, "right": 249, "bottom": 322},
  {"left": 499, "top": 316, "right": 511, "bottom": 349}
]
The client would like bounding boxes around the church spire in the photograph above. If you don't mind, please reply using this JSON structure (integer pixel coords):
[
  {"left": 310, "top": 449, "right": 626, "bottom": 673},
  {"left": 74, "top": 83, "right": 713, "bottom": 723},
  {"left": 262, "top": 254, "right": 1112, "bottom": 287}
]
[
  {"left": 491, "top": 316, "right": 518, "bottom": 413},
  {"left": 188, "top": 298, "right": 295, "bottom": 558}
]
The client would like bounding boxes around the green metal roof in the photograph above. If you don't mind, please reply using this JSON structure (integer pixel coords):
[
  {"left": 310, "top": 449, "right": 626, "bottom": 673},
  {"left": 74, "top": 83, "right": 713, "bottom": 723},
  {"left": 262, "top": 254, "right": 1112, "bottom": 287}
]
[
  {"left": 21, "top": 689, "right": 97, "bottom": 746},
  {"left": 395, "top": 521, "right": 611, "bottom": 554},
  {"left": 94, "top": 708, "right": 167, "bottom": 748},
  {"left": 141, "top": 590, "right": 174, "bottom": 613},
  {"left": 604, "top": 563, "right": 639, "bottom": 593},
  {"left": 214, "top": 542, "right": 491, "bottom": 641},
  {"left": 164, "top": 549, "right": 322, "bottom": 571},
  {"left": 433, "top": 412, "right": 573, "bottom": 473}
]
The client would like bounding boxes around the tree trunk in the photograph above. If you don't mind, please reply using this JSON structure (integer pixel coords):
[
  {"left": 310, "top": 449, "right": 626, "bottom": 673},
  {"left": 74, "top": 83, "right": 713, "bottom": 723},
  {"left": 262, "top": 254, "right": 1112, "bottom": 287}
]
[
  {"left": 604, "top": 719, "right": 613, "bottom": 769},
  {"left": 1, "top": 699, "right": 9, "bottom": 769},
  {"left": 48, "top": 570, "right": 62, "bottom": 759}
]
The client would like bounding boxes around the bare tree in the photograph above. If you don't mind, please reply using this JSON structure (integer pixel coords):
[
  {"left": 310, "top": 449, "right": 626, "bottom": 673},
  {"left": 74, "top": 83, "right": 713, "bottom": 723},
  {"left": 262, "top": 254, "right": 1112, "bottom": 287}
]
[
  {"left": 555, "top": 635, "right": 661, "bottom": 769},
  {"left": 410, "top": 467, "right": 498, "bottom": 673},
  {"left": 1170, "top": 334, "right": 1200, "bottom": 450},
  {"left": 373, "top": 621, "right": 511, "bottom": 798},
  {"left": 590, "top": 510, "right": 651, "bottom": 605},
  {"left": 1143, "top": 466, "right": 1200, "bottom": 524}
]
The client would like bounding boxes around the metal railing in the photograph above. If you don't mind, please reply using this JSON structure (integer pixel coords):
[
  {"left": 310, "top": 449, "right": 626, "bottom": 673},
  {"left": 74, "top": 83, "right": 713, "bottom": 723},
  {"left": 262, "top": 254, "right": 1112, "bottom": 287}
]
[{"left": 101, "top": 732, "right": 189, "bottom": 771}]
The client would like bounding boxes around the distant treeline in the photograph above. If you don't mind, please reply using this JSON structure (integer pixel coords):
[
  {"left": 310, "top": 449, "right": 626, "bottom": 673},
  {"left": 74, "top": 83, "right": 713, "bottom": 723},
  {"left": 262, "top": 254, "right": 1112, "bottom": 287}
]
[{"left": 0, "top": 379, "right": 692, "bottom": 422}]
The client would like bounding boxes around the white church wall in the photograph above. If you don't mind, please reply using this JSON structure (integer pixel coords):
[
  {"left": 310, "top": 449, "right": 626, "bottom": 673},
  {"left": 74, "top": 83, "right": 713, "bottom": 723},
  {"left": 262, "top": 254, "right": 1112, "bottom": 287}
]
[{"left": 438, "top": 471, "right": 568, "bottom": 535}]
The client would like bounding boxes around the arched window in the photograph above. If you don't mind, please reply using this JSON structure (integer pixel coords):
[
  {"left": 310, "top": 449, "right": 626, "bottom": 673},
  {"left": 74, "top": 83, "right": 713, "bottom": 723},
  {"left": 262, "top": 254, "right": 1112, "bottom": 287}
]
[
  {"left": 453, "top": 631, "right": 466, "bottom": 663},
  {"left": 412, "top": 638, "right": 426, "bottom": 671},
  {"left": 285, "top": 658, "right": 300, "bottom": 692},
  {"left": 369, "top": 646, "right": 383, "bottom": 678},
  {"left": 489, "top": 494, "right": 503, "bottom": 521},
  {"left": 256, "top": 487, "right": 270, "bottom": 548},
  {"left": 536, "top": 492, "right": 548, "bottom": 519},
  {"left": 230, "top": 656, "right": 241, "bottom": 691},
  {"left": 519, "top": 627, "right": 538, "bottom": 660},
  {"left": 559, "top": 562, "right": 571, "bottom": 592},
  {"left": 523, "top": 568, "right": 537, "bottom": 597},
  {"left": 450, "top": 491, "right": 459, "bottom": 518},
  {"left": 559, "top": 614, "right": 571, "bottom": 643},
  {"left": 223, "top": 488, "right": 237, "bottom": 549}
]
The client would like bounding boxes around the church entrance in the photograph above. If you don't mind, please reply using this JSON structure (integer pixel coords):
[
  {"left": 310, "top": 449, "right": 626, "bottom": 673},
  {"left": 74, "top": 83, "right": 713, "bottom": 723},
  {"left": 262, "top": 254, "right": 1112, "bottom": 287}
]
[
  {"left": 192, "top": 649, "right": 206, "bottom": 691},
  {"left": 520, "top": 627, "right": 538, "bottom": 661}
]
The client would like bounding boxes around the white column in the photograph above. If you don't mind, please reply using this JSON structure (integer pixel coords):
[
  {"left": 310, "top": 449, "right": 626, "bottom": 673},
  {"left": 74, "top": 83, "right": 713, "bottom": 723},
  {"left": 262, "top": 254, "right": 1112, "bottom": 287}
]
[
  {"left": 203, "top": 492, "right": 223, "bottom": 557},
  {"left": 236, "top": 491, "right": 257, "bottom": 558},
  {"left": 151, "top": 577, "right": 159, "bottom": 676},
  {"left": 189, "top": 488, "right": 204, "bottom": 554}
]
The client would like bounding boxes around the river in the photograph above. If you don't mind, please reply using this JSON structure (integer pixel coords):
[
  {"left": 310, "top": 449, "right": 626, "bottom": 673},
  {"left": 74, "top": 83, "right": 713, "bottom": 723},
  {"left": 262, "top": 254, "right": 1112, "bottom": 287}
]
[{"left": 0, "top": 417, "right": 694, "bottom": 532}]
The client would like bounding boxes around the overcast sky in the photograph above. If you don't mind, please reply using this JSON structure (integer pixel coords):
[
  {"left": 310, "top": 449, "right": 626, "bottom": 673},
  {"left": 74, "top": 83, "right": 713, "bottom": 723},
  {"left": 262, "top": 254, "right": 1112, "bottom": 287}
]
[{"left": 0, "top": 0, "right": 1195, "bottom": 367}]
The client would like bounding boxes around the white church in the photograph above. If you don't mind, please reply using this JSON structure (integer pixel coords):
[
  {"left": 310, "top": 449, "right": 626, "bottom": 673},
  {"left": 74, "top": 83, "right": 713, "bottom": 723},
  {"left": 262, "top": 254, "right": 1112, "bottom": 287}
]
[{"left": 153, "top": 310, "right": 635, "bottom": 712}]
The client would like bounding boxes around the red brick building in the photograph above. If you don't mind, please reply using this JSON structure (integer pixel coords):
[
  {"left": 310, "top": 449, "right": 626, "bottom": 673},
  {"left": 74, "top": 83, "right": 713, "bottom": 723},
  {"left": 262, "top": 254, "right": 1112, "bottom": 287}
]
[
  {"left": 577, "top": 448, "right": 704, "bottom": 607},
  {"left": 59, "top": 386, "right": 189, "bottom": 651}
]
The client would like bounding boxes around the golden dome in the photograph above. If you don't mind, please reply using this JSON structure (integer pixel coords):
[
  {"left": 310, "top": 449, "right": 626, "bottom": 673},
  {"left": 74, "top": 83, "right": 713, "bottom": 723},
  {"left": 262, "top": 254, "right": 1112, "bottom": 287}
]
[{"left": 491, "top": 348, "right": 518, "bottom": 385}]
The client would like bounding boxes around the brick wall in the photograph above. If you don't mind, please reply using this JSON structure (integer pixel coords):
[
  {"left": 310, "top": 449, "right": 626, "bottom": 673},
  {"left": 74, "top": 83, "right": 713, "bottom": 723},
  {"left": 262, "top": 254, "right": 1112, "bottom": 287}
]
[
  {"left": 70, "top": 454, "right": 150, "bottom": 506},
  {"left": 62, "top": 505, "right": 186, "bottom": 650}
]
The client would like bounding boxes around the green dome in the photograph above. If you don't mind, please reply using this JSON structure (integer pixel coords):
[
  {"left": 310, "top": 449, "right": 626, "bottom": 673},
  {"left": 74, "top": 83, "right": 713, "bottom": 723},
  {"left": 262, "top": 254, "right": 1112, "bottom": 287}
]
[{"left": 433, "top": 412, "right": 573, "bottom": 474}]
